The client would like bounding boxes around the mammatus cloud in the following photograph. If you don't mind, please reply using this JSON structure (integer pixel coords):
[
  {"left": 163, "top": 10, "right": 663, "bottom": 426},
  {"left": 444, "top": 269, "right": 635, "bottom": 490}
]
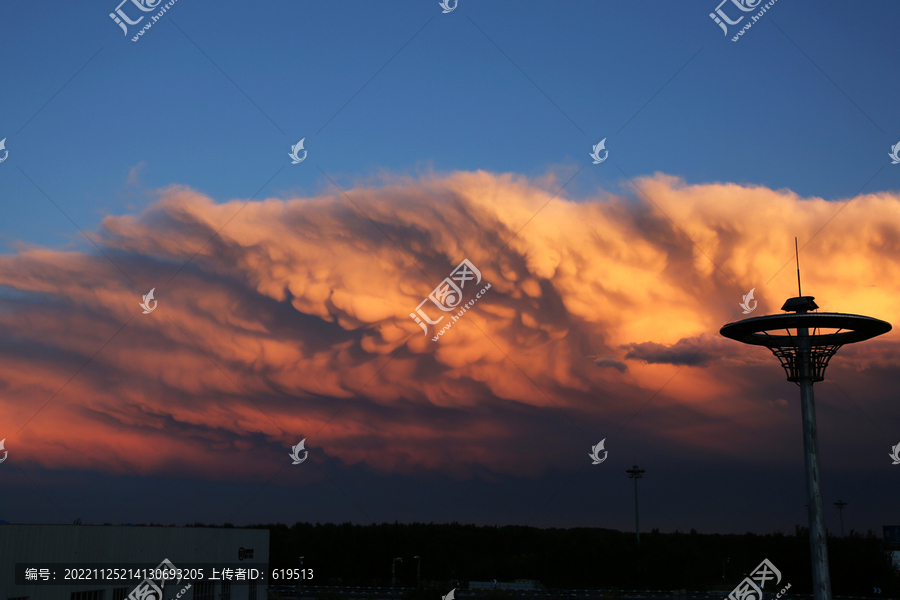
[{"left": 0, "top": 171, "right": 898, "bottom": 479}]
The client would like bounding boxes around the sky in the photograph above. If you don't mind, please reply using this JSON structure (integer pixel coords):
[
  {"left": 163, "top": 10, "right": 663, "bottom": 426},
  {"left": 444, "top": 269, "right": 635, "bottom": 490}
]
[{"left": 0, "top": 0, "right": 899, "bottom": 536}]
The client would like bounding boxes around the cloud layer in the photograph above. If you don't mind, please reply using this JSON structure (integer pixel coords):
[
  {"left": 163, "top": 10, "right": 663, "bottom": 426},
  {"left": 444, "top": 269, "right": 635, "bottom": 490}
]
[{"left": 1, "top": 171, "right": 898, "bottom": 481}]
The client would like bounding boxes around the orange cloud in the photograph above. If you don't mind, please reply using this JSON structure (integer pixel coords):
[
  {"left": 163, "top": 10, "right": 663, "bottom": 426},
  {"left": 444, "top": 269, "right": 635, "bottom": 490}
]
[{"left": 0, "top": 171, "right": 897, "bottom": 480}]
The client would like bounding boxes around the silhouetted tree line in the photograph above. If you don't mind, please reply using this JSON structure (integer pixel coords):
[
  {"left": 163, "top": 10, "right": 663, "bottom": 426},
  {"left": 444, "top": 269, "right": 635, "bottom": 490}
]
[{"left": 210, "top": 522, "right": 899, "bottom": 596}]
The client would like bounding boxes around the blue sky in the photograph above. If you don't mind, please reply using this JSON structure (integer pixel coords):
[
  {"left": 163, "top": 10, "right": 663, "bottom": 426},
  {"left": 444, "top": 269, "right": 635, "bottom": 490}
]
[{"left": 2, "top": 0, "right": 900, "bottom": 252}]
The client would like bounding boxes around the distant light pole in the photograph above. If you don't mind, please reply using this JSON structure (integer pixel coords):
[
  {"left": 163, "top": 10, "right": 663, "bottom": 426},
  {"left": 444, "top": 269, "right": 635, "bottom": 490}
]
[
  {"left": 392, "top": 557, "right": 402, "bottom": 589},
  {"left": 298, "top": 557, "right": 305, "bottom": 595},
  {"left": 722, "top": 557, "right": 729, "bottom": 581},
  {"left": 626, "top": 464, "right": 645, "bottom": 543},
  {"left": 414, "top": 556, "right": 421, "bottom": 587},
  {"left": 834, "top": 500, "right": 847, "bottom": 537}
]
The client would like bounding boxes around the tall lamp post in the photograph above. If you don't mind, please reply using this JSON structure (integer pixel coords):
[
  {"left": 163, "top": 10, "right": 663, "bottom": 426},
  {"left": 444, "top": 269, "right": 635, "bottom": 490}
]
[
  {"left": 834, "top": 501, "right": 847, "bottom": 537},
  {"left": 720, "top": 245, "right": 891, "bottom": 600},
  {"left": 626, "top": 465, "right": 645, "bottom": 543},
  {"left": 392, "top": 557, "right": 402, "bottom": 589},
  {"left": 414, "top": 556, "right": 420, "bottom": 587}
]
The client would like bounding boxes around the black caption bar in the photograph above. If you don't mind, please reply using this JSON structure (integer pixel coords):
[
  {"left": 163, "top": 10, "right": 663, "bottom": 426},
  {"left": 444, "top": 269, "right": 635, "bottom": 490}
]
[{"left": 15, "top": 564, "right": 271, "bottom": 586}]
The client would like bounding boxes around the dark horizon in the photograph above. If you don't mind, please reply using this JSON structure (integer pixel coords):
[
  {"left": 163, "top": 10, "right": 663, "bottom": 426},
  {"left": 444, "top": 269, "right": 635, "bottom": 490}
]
[{"left": 9, "top": 520, "right": 885, "bottom": 595}]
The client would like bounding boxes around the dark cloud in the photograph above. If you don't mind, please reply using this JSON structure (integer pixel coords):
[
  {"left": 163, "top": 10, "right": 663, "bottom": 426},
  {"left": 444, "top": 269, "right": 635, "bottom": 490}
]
[
  {"left": 591, "top": 356, "right": 628, "bottom": 372},
  {"left": 622, "top": 336, "right": 719, "bottom": 366}
]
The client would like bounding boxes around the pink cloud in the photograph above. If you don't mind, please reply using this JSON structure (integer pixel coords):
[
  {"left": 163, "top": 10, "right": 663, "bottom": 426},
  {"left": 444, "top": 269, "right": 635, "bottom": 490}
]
[{"left": 0, "top": 171, "right": 897, "bottom": 479}]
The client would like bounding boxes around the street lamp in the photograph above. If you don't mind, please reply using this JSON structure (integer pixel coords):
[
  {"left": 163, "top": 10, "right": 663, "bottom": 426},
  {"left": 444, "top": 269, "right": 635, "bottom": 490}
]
[
  {"left": 414, "top": 556, "right": 420, "bottom": 587},
  {"left": 392, "top": 557, "right": 402, "bottom": 589},
  {"left": 834, "top": 500, "right": 847, "bottom": 537},
  {"left": 626, "top": 464, "right": 645, "bottom": 543},
  {"left": 720, "top": 241, "right": 891, "bottom": 600}
]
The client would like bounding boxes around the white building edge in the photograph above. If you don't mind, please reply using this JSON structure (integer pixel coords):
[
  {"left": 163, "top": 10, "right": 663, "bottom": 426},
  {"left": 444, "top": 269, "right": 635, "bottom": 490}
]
[{"left": 0, "top": 525, "right": 269, "bottom": 600}]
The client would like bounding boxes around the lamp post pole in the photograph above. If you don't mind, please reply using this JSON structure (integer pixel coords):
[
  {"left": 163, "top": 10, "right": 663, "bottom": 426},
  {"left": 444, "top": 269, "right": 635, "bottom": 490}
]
[
  {"left": 834, "top": 500, "right": 847, "bottom": 537},
  {"left": 797, "top": 324, "right": 832, "bottom": 600},
  {"left": 626, "top": 465, "right": 645, "bottom": 543},
  {"left": 392, "top": 557, "right": 402, "bottom": 590},
  {"left": 414, "top": 556, "right": 420, "bottom": 588},
  {"left": 298, "top": 556, "right": 304, "bottom": 595}
]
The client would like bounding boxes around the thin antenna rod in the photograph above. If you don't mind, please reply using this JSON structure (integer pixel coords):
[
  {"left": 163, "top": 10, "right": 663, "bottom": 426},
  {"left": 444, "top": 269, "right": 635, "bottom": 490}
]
[{"left": 795, "top": 237, "right": 802, "bottom": 297}]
